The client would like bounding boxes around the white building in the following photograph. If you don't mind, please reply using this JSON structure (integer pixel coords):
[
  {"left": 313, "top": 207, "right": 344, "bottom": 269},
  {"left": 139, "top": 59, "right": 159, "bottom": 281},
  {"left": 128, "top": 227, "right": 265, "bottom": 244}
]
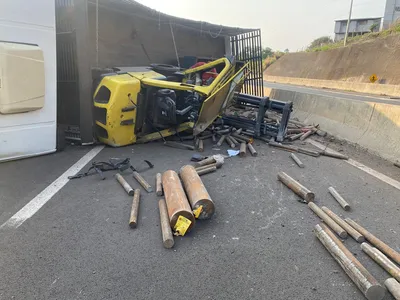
[
  {"left": 383, "top": 0, "right": 400, "bottom": 28},
  {"left": 334, "top": 17, "right": 382, "bottom": 41}
]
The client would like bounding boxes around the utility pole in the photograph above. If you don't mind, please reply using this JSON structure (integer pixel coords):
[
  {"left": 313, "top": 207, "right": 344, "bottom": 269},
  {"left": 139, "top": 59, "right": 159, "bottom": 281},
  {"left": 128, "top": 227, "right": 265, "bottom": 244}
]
[{"left": 344, "top": 0, "right": 354, "bottom": 46}]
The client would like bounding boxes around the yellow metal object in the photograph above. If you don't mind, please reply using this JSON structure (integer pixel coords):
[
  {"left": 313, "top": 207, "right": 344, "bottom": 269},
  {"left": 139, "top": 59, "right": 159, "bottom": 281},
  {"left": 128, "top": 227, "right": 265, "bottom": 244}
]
[
  {"left": 173, "top": 215, "right": 192, "bottom": 236},
  {"left": 93, "top": 74, "right": 140, "bottom": 147},
  {"left": 193, "top": 205, "right": 203, "bottom": 219},
  {"left": 136, "top": 122, "right": 194, "bottom": 143},
  {"left": 370, "top": 74, "right": 378, "bottom": 83}
]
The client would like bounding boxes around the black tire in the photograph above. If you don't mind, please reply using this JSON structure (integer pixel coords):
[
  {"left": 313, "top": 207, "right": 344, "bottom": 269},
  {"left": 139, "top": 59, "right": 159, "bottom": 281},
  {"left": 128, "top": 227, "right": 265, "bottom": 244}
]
[{"left": 150, "top": 63, "right": 180, "bottom": 77}]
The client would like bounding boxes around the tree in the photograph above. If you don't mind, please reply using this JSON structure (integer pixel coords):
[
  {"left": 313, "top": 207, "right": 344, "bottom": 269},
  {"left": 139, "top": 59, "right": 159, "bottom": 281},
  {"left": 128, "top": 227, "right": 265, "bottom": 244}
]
[
  {"left": 284, "top": 48, "right": 289, "bottom": 53},
  {"left": 262, "top": 47, "right": 273, "bottom": 59},
  {"left": 370, "top": 23, "right": 379, "bottom": 32},
  {"left": 308, "top": 36, "right": 333, "bottom": 50}
]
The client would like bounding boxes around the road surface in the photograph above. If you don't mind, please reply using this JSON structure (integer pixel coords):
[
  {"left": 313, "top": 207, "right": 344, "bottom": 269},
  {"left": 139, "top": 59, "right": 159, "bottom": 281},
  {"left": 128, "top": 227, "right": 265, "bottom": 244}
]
[
  {"left": 264, "top": 81, "right": 400, "bottom": 106},
  {"left": 0, "top": 139, "right": 399, "bottom": 299}
]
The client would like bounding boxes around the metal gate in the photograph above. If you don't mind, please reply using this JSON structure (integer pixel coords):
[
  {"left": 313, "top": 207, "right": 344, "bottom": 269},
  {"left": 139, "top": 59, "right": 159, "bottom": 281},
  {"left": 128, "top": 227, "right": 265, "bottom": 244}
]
[{"left": 231, "top": 30, "right": 263, "bottom": 97}]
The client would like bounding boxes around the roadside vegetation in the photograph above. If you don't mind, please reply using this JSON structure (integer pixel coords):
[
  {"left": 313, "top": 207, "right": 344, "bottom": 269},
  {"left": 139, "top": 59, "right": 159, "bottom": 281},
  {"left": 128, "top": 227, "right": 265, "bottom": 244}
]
[{"left": 307, "top": 21, "right": 400, "bottom": 52}]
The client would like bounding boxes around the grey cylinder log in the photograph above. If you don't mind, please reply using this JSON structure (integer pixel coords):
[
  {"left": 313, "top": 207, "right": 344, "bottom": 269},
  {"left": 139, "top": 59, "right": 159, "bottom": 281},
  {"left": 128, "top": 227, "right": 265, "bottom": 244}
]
[
  {"left": 309, "top": 203, "right": 347, "bottom": 239},
  {"left": 156, "top": 173, "right": 163, "bottom": 196},
  {"left": 328, "top": 187, "right": 350, "bottom": 211},
  {"left": 240, "top": 142, "right": 247, "bottom": 157},
  {"left": 217, "top": 135, "right": 226, "bottom": 147},
  {"left": 277, "top": 172, "right": 314, "bottom": 202},
  {"left": 290, "top": 153, "right": 304, "bottom": 168},
  {"left": 158, "top": 199, "right": 174, "bottom": 249},
  {"left": 385, "top": 278, "right": 400, "bottom": 300},
  {"left": 129, "top": 189, "right": 141, "bottom": 228},
  {"left": 247, "top": 143, "right": 257, "bottom": 156},
  {"left": 115, "top": 173, "right": 134, "bottom": 196},
  {"left": 321, "top": 207, "right": 364, "bottom": 242},
  {"left": 314, "top": 224, "right": 385, "bottom": 300},
  {"left": 361, "top": 243, "right": 400, "bottom": 282}
]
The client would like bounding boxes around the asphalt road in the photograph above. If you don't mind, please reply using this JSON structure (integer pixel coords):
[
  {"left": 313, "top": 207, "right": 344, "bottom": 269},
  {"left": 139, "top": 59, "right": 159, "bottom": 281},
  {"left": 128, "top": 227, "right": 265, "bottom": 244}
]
[
  {"left": 0, "top": 139, "right": 399, "bottom": 299},
  {"left": 264, "top": 81, "right": 400, "bottom": 106}
]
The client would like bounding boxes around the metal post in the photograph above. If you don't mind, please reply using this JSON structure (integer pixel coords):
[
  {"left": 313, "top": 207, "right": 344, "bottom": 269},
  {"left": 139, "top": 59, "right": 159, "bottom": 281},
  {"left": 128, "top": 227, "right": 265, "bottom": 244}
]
[{"left": 344, "top": 0, "right": 354, "bottom": 47}]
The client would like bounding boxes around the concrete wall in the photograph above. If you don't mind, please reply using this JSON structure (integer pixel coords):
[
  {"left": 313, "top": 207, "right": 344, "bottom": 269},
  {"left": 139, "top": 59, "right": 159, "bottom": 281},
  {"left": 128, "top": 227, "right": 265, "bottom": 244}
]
[{"left": 269, "top": 89, "right": 400, "bottom": 162}]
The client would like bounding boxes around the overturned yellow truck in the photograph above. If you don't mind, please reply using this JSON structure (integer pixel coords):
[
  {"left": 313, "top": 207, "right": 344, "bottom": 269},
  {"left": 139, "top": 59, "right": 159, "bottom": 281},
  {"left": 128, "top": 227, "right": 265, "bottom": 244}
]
[{"left": 93, "top": 57, "right": 248, "bottom": 147}]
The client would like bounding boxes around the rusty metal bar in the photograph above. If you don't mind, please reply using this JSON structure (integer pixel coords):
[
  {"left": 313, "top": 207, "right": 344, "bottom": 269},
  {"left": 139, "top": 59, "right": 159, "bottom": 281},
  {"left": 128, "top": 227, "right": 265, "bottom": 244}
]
[
  {"left": 309, "top": 203, "right": 347, "bottom": 239},
  {"left": 194, "top": 157, "right": 216, "bottom": 168},
  {"left": 180, "top": 165, "right": 215, "bottom": 220},
  {"left": 132, "top": 171, "right": 153, "bottom": 193},
  {"left": 385, "top": 278, "right": 400, "bottom": 300},
  {"left": 156, "top": 173, "right": 163, "bottom": 197},
  {"left": 129, "top": 189, "right": 141, "bottom": 228},
  {"left": 197, "top": 166, "right": 217, "bottom": 176},
  {"left": 314, "top": 224, "right": 385, "bottom": 300},
  {"left": 290, "top": 153, "right": 304, "bottom": 168},
  {"left": 158, "top": 199, "right": 174, "bottom": 249},
  {"left": 277, "top": 172, "right": 315, "bottom": 202},
  {"left": 225, "top": 136, "right": 236, "bottom": 148},
  {"left": 361, "top": 243, "right": 400, "bottom": 282},
  {"left": 230, "top": 135, "right": 240, "bottom": 145},
  {"left": 321, "top": 207, "right": 364, "bottom": 242},
  {"left": 162, "top": 170, "right": 195, "bottom": 233},
  {"left": 328, "top": 187, "right": 351, "bottom": 211},
  {"left": 345, "top": 218, "right": 400, "bottom": 265},
  {"left": 115, "top": 173, "right": 134, "bottom": 196}
]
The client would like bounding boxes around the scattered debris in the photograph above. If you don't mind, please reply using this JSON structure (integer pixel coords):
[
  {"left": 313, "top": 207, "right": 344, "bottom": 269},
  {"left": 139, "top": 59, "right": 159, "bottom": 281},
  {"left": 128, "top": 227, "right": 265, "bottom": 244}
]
[
  {"left": 328, "top": 187, "right": 351, "bottom": 211},
  {"left": 129, "top": 189, "right": 141, "bottom": 229},
  {"left": 277, "top": 172, "right": 315, "bottom": 203},
  {"left": 290, "top": 153, "right": 304, "bottom": 168},
  {"left": 314, "top": 224, "right": 385, "bottom": 300},
  {"left": 196, "top": 165, "right": 217, "bottom": 176},
  {"left": 308, "top": 203, "right": 348, "bottom": 239},
  {"left": 321, "top": 150, "right": 349, "bottom": 160}
]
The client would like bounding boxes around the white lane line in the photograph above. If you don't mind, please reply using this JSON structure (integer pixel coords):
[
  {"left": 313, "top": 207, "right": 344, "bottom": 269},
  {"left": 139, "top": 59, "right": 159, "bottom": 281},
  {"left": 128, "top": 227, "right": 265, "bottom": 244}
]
[
  {"left": 308, "top": 139, "right": 400, "bottom": 191},
  {"left": 1, "top": 146, "right": 105, "bottom": 229}
]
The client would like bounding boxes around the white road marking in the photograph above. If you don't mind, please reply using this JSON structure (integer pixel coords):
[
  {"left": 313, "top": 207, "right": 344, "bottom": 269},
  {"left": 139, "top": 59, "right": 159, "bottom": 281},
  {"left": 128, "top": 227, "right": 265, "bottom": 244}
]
[
  {"left": 308, "top": 140, "right": 400, "bottom": 191},
  {"left": 1, "top": 146, "right": 105, "bottom": 229}
]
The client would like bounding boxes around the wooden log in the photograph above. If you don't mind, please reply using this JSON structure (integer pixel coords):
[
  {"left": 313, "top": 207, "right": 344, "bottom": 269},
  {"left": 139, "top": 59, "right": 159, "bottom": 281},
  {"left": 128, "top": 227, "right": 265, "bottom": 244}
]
[
  {"left": 361, "top": 243, "right": 400, "bottom": 282},
  {"left": 290, "top": 153, "right": 304, "bottom": 168},
  {"left": 345, "top": 218, "right": 400, "bottom": 265},
  {"left": 328, "top": 187, "right": 350, "bottom": 211},
  {"left": 385, "top": 278, "right": 400, "bottom": 300},
  {"left": 240, "top": 142, "right": 247, "bottom": 157},
  {"left": 158, "top": 199, "right": 174, "bottom": 248},
  {"left": 289, "top": 132, "right": 304, "bottom": 141},
  {"left": 198, "top": 139, "right": 204, "bottom": 152},
  {"left": 230, "top": 135, "right": 240, "bottom": 145},
  {"left": 180, "top": 165, "right": 215, "bottom": 220},
  {"left": 299, "top": 130, "right": 314, "bottom": 141},
  {"left": 129, "top": 189, "right": 141, "bottom": 228},
  {"left": 162, "top": 170, "right": 195, "bottom": 234},
  {"left": 314, "top": 224, "right": 385, "bottom": 300},
  {"left": 308, "top": 202, "right": 347, "bottom": 239},
  {"left": 197, "top": 166, "right": 217, "bottom": 176},
  {"left": 322, "top": 150, "right": 349, "bottom": 160},
  {"left": 225, "top": 136, "right": 236, "bottom": 148},
  {"left": 156, "top": 173, "right": 163, "bottom": 196},
  {"left": 217, "top": 135, "right": 226, "bottom": 147},
  {"left": 277, "top": 172, "right": 315, "bottom": 202},
  {"left": 115, "top": 173, "right": 134, "bottom": 196},
  {"left": 321, "top": 207, "right": 364, "bottom": 242},
  {"left": 247, "top": 143, "right": 258, "bottom": 156},
  {"left": 298, "top": 147, "right": 321, "bottom": 157},
  {"left": 194, "top": 156, "right": 216, "bottom": 168}
]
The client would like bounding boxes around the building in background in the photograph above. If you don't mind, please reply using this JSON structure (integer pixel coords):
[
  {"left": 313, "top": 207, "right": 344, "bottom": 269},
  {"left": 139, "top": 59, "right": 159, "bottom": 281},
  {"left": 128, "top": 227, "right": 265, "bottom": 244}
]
[
  {"left": 334, "top": 17, "right": 382, "bottom": 41},
  {"left": 383, "top": 0, "right": 400, "bottom": 28}
]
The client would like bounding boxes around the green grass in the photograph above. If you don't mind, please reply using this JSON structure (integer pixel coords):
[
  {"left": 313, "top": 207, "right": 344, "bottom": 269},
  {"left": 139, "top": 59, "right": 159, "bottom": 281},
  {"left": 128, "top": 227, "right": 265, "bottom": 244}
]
[{"left": 307, "top": 22, "right": 400, "bottom": 52}]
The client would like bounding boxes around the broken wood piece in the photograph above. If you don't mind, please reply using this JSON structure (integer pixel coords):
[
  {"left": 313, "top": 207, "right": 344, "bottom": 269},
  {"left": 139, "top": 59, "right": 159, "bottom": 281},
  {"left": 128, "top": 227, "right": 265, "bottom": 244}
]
[
  {"left": 308, "top": 203, "right": 347, "bottom": 239},
  {"left": 345, "top": 218, "right": 400, "bottom": 265},
  {"left": 277, "top": 172, "right": 314, "bottom": 203},
  {"left": 385, "top": 278, "right": 400, "bottom": 300},
  {"left": 328, "top": 187, "right": 350, "bottom": 211},
  {"left": 156, "top": 173, "right": 163, "bottom": 196},
  {"left": 158, "top": 199, "right": 174, "bottom": 248},
  {"left": 217, "top": 135, "right": 226, "bottom": 147},
  {"left": 290, "top": 153, "right": 304, "bottom": 168},
  {"left": 129, "top": 189, "right": 141, "bottom": 228},
  {"left": 115, "top": 173, "right": 134, "bottom": 196},
  {"left": 240, "top": 142, "right": 247, "bottom": 157},
  {"left": 314, "top": 224, "right": 385, "bottom": 300},
  {"left": 321, "top": 207, "right": 364, "bottom": 242},
  {"left": 164, "top": 141, "right": 195, "bottom": 151},
  {"left": 247, "top": 143, "right": 257, "bottom": 156},
  {"left": 198, "top": 139, "right": 204, "bottom": 152},
  {"left": 361, "top": 243, "right": 400, "bottom": 282}
]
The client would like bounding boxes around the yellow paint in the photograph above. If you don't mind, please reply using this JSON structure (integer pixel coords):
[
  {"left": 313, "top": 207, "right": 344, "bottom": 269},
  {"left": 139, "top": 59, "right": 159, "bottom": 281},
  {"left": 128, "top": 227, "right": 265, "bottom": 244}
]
[
  {"left": 93, "top": 74, "right": 140, "bottom": 147},
  {"left": 369, "top": 74, "right": 378, "bottom": 83},
  {"left": 174, "top": 215, "right": 192, "bottom": 236},
  {"left": 136, "top": 122, "right": 194, "bottom": 143},
  {"left": 193, "top": 205, "right": 203, "bottom": 219}
]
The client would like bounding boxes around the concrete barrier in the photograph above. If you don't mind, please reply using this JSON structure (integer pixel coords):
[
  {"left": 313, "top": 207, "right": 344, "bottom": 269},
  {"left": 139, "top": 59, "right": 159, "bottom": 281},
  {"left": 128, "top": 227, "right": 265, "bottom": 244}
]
[
  {"left": 265, "top": 75, "right": 400, "bottom": 98},
  {"left": 269, "top": 89, "right": 400, "bottom": 162}
]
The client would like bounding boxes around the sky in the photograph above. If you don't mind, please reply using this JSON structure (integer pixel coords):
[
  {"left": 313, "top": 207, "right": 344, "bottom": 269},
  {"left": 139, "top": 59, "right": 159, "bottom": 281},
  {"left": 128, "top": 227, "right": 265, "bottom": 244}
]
[{"left": 135, "top": 0, "right": 386, "bottom": 51}]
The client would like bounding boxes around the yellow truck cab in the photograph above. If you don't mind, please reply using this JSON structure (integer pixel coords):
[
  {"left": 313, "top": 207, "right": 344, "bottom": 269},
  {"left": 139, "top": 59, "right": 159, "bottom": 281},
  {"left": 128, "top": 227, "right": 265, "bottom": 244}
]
[{"left": 93, "top": 57, "right": 248, "bottom": 147}]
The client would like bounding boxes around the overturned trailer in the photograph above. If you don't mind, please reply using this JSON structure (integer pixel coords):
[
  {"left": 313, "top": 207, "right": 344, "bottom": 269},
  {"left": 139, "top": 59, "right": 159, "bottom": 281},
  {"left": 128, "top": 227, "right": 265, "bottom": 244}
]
[{"left": 55, "top": 0, "right": 264, "bottom": 144}]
